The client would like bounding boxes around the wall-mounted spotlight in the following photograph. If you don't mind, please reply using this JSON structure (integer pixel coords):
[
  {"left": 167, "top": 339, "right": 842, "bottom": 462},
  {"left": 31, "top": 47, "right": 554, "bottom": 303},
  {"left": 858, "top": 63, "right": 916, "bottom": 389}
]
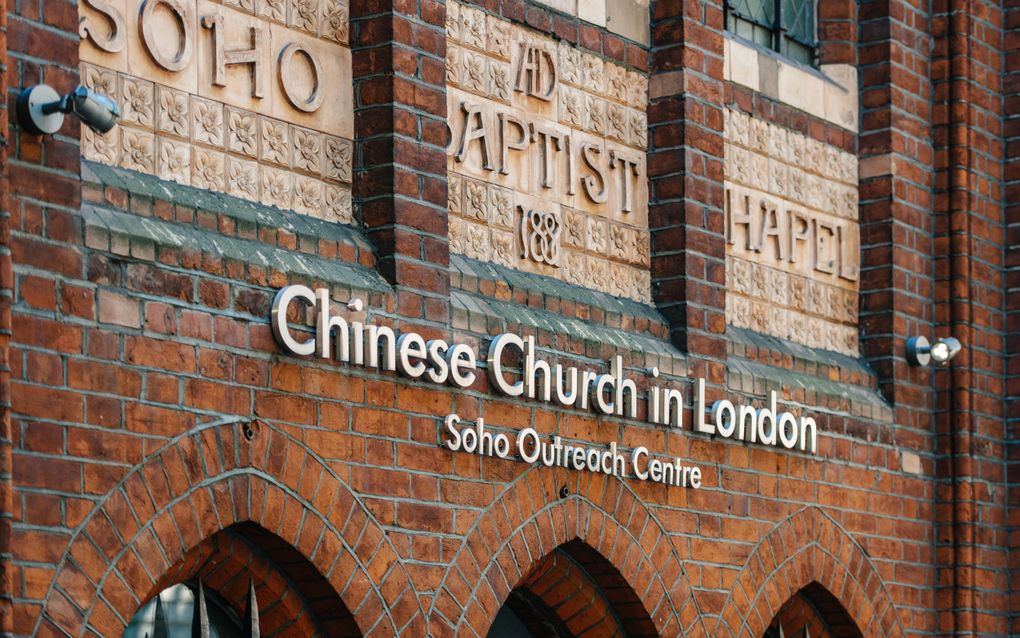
[
  {"left": 906, "top": 336, "right": 962, "bottom": 367},
  {"left": 16, "top": 84, "right": 120, "bottom": 136}
]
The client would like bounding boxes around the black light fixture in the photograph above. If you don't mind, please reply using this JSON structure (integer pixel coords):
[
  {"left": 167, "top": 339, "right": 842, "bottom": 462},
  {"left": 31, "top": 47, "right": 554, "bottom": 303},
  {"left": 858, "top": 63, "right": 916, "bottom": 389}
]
[
  {"left": 16, "top": 84, "right": 120, "bottom": 136},
  {"left": 906, "top": 336, "right": 962, "bottom": 367}
]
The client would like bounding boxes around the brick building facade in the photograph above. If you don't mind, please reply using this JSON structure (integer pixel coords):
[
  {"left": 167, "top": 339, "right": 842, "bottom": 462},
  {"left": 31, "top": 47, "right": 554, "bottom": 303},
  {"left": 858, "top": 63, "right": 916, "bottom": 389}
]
[{"left": 0, "top": 0, "right": 1014, "bottom": 635}]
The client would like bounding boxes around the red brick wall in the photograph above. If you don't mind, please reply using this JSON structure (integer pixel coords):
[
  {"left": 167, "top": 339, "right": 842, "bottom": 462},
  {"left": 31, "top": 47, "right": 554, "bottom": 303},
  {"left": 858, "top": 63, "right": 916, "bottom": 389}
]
[{"left": 0, "top": 1, "right": 1013, "bottom": 638}]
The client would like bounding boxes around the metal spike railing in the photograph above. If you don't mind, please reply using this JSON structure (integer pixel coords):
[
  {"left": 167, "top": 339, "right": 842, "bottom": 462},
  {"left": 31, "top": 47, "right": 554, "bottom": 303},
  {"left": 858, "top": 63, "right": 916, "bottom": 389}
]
[
  {"left": 144, "top": 579, "right": 260, "bottom": 638},
  {"left": 243, "top": 579, "right": 260, "bottom": 638}
]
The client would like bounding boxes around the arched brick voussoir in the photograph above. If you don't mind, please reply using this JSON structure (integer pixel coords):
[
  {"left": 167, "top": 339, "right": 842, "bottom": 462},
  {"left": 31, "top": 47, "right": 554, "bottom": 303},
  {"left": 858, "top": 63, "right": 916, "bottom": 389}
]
[
  {"left": 430, "top": 465, "right": 708, "bottom": 638},
  {"left": 713, "top": 507, "right": 906, "bottom": 638},
  {"left": 35, "top": 419, "right": 424, "bottom": 638}
]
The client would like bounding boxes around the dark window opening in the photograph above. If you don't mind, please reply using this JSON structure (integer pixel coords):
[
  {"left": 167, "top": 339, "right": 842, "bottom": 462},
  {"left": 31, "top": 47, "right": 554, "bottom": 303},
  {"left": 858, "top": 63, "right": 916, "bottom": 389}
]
[{"left": 726, "top": 0, "right": 817, "bottom": 66}]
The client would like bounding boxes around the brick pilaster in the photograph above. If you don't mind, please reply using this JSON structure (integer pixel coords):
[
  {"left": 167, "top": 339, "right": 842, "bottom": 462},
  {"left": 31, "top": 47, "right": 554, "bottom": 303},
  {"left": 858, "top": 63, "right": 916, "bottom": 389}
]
[
  {"left": 351, "top": 1, "right": 451, "bottom": 326},
  {"left": 857, "top": 0, "right": 935, "bottom": 427},
  {"left": 1007, "top": 0, "right": 1020, "bottom": 626},
  {"left": 931, "top": 0, "right": 1009, "bottom": 633},
  {"left": 0, "top": 0, "right": 11, "bottom": 632},
  {"left": 648, "top": 0, "right": 727, "bottom": 384}
]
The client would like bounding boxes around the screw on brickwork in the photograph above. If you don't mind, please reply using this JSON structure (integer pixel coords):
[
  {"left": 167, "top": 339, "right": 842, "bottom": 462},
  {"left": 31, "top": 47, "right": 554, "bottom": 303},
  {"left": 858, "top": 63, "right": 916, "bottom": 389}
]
[
  {"left": 243, "top": 420, "right": 261, "bottom": 441},
  {"left": 559, "top": 485, "right": 569, "bottom": 498}
]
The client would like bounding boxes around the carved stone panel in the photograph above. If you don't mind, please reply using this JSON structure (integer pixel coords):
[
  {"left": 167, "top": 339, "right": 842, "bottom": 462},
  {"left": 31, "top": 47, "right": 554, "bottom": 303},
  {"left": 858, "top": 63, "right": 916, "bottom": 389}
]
[
  {"left": 79, "top": 0, "right": 353, "bottom": 223},
  {"left": 724, "top": 108, "right": 860, "bottom": 355},
  {"left": 446, "top": 2, "right": 650, "bottom": 302}
]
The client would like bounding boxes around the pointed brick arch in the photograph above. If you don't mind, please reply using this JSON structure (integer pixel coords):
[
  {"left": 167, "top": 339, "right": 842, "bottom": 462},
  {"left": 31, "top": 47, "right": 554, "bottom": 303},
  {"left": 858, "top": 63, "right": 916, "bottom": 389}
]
[
  {"left": 714, "top": 507, "right": 906, "bottom": 638},
  {"left": 430, "top": 466, "right": 707, "bottom": 638},
  {"left": 33, "top": 419, "right": 425, "bottom": 638}
]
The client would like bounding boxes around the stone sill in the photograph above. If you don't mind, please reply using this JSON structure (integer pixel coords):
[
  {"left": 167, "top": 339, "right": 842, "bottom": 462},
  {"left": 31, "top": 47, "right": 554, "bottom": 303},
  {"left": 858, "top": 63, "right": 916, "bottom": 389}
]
[
  {"left": 532, "top": 0, "right": 650, "bottom": 45},
  {"left": 724, "top": 35, "right": 859, "bottom": 133},
  {"left": 81, "top": 161, "right": 391, "bottom": 306},
  {"left": 726, "top": 325, "right": 891, "bottom": 419}
]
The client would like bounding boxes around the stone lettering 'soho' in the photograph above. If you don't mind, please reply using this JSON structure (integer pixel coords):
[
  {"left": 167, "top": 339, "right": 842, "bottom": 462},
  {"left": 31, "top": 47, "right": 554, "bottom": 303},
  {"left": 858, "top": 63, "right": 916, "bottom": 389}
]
[{"left": 80, "top": 0, "right": 326, "bottom": 113}]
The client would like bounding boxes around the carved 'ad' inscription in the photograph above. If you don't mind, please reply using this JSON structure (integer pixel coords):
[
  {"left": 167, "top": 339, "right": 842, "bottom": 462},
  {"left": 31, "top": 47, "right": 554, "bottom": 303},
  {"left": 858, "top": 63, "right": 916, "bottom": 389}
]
[
  {"left": 79, "top": 0, "right": 353, "bottom": 223},
  {"left": 447, "top": 1, "right": 650, "bottom": 303},
  {"left": 724, "top": 108, "right": 860, "bottom": 355}
]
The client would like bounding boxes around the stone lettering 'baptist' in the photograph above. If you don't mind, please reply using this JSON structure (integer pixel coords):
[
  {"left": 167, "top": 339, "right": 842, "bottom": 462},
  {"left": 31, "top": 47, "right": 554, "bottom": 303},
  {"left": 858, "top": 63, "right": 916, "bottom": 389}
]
[{"left": 453, "top": 104, "right": 642, "bottom": 216}]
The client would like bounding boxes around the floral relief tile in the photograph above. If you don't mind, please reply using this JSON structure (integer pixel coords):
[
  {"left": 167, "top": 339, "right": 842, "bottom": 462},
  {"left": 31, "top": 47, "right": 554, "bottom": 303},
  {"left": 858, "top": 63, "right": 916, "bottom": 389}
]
[
  {"left": 292, "top": 126, "right": 322, "bottom": 174},
  {"left": 770, "top": 269, "right": 789, "bottom": 306},
  {"left": 325, "top": 184, "right": 353, "bottom": 223},
  {"left": 448, "top": 173, "right": 464, "bottom": 214},
  {"left": 157, "top": 137, "right": 190, "bottom": 184},
  {"left": 728, "top": 296, "right": 750, "bottom": 327},
  {"left": 586, "top": 96, "right": 605, "bottom": 136},
  {"left": 226, "top": 156, "right": 259, "bottom": 201},
  {"left": 156, "top": 86, "right": 189, "bottom": 138},
  {"left": 223, "top": 0, "right": 256, "bottom": 12},
  {"left": 560, "top": 87, "right": 584, "bottom": 128},
  {"left": 446, "top": 46, "right": 461, "bottom": 85},
  {"left": 635, "top": 230, "right": 650, "bottom": 266},
  {"left": 191, "top": 149, "right": 225, "bottom": 190},
  {"left": 489, "top": 186, "right": 512, "bottom": 228},
  {"left": 465, "top": 223, "right": 491, "bottom": 261},
  {"left": 226, "top": 108, "right": 258, "bottom": 157},
  {"left": 627, "top": 71, "right": 648, "bottom": 110},
  {"left": 121, "top": 129, "right": 155, "bottom": 173},
  {"left": 260, "top": 117, "right": 290, "bottom": 166},
  {"left": 261, "top": 166, "right": 294, "bottom": 209},
  {"left": 588, "top": 258, "right": 609, "bottom": 290},
  {"left": 321, "top": 0, "right": 349, "bottom": 43},
  {"left": 606, "top": 103, "right": 628, "bottom": 144},
  {"left": 258, "top": 0, "right": 286, "bottom": 23},
  {"left": 562, "top": 251, "right": 585, "bottom": 285},
  {"left": 606, "top": 64, "right": 628, "bottom": 102},
  {"left": 464, "top": 180, "right": 487, "bottom": 220},
  {"left": 586, "top": 216, "right": 607, "bottom": 254},
  {"left": 81, "top": 63, "right": 117, "bottom": 99},
  {"left": 191, "top": 97, "right": 224, "bottom": 147},
  {"left": 558, "top": 43, "right": 582, "bottom": 85},
  {"left": 324, "top": 136, "right": 352, "bottom": 182},
  {"left": 487, "top": 16, "right": 512, "bottom": 59},
  {"left": 608, "top": 223, "right": 632, "bottom": 259},
  {"left": 446, "top": 1, "right": 460, "bottom": 40},
  {"left": 732, "top": 259, "right": 751, "bottom": 295},
  {"left": 83, "top": 126, "right": 121, "bottom": 165},
  {"left": 750, "top": 264, "right": 769, "bottom": 300},
  {"left": 461, "top": 5, "right": 486, "bottom": 49},
  {"left": 562, "top": 210, "right": 584, "bottom": 248},
  {"left": 582, "top": 54, "right": 604, "bottom": 93},
  {"left": 449, "top": 216, "right": 466, "bottom": 254},
  {"left": 489, "top": 61, "right": 512, "bottom": 102},
  {"left": 630, "top": 111, "right": 647, "bottom": 149},
  {"left": 461, "top": 52, "right": 487, "bottom": 94},
  {"left": 290, "top": 0, "right": 318, "bottom": 32},
  {"left": 293, "top": 177, "right": 324, "bottom": 217},
  {"left": 609, "top": 266, "right": 629, "bottom": 297},
  {"left": 632, "top": 270, "right": 652, "bottom": 303},
  {"left": 491, "top": 230, "right": 515, "bottom": 267},
  {"left": 120, "top": 76, "right": 154, "bottom": 128}
]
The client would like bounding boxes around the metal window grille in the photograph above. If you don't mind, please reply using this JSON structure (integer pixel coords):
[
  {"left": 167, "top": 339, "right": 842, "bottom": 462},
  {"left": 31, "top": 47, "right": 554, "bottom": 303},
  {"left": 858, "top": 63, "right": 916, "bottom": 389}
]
[{"left": 725, "top": 0, "right": 817, "bottom": 66}]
